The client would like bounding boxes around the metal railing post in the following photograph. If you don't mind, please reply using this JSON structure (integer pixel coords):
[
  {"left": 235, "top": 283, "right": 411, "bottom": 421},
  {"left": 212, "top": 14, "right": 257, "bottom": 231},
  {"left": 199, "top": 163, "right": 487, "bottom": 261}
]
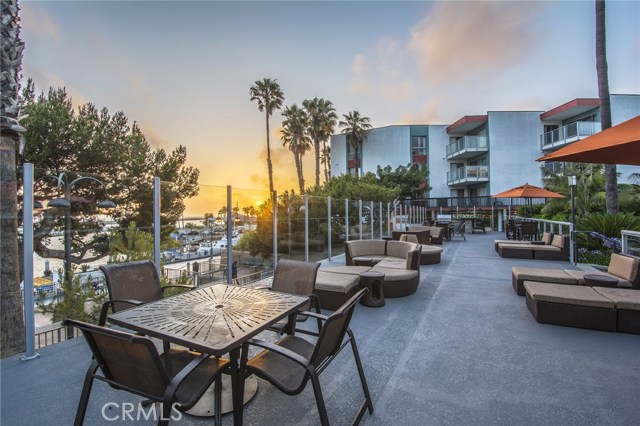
[
  {"left": 345, "top": 199, "right": 349, "bottom": 242},
  {"left": 227, "top": 186, "right": 233, "bottom": 284},
  {"left": 358, "top": 199, "right": 363, "bottom": 240},
  {"left": 273, "top": 191, "right": 278, "bottom": 269},
  {"left": 22, "top": 163, "right": 39, "bottom": 360},
  {"left": 304, "top": 194, "right": 309, "bottom": 261},
  {"left": 370, "top": 201, "right": 374, "bottom": 239},
  {"left": 327, "top": 196, "right": 332, "bottom": 260},
  {"left": 153, "top": 177, "right": 161, "bottom": 276}
]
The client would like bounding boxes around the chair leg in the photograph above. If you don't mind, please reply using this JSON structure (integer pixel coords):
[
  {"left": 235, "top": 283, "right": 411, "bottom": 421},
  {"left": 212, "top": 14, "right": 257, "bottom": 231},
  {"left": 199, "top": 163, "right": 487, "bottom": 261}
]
[
  {"left": 347, "top": 331, "right": 374, "bottom": 416},
  {"left": 309, "top": 372, "right": 330, "bottom": 426},
  {"left": 214, "top": 375, "right": 222, "bottom": 426},
  {"left": 158, "top": 402, "right": 171, "bottom": 426},
  {"left": 74, "top": 360, "right": 99, "bottom": 426}
]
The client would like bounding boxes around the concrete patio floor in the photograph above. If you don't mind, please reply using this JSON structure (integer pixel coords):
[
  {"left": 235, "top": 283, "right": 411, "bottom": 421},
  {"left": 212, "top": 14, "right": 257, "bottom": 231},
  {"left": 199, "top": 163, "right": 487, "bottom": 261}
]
[{"left": 2, "top": 231, "right": 639, "bottom": 425}]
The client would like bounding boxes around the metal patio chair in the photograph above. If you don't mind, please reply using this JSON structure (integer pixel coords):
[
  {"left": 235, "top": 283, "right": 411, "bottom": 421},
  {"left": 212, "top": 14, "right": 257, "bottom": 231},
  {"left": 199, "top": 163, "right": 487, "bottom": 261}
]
[
  {"left": 63, "top": 319, "right": 228, "bottom": 426},
  {"left": 98, "top": 260, "right": 194, "bottom": 326},
  {"left": 264, "top": 259, "right": 322, "bottom": 335},
  {"left": 240, "top": 288, "right": 374, "bottom": 425}
]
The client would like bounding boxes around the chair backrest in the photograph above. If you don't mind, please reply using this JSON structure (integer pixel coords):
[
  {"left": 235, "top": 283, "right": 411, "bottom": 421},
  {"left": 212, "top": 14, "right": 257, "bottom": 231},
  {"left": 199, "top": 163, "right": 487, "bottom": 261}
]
[
  {"left": 100, "top": 260, "right": 163, "bottom": 313},
  {"left": 64, "top": 319, "right": 168, "bottom": 399},
  {"left": 521, "top": 221, "right": 538, "bottom": 237},
  {"left": 455, "top": 221, "right": 465, "bottom": 233},
  {"left": 400, "top": 234, "right": 420, "bottom": 244},
  {"left": 271, "top": 259, "right": 320, "bottom": 298},
  {"left": 310, "top": 288, "right": 366, "bottom": 367},
  {"left": 608, "top": 253, "right": 640, "bottom": 285}
]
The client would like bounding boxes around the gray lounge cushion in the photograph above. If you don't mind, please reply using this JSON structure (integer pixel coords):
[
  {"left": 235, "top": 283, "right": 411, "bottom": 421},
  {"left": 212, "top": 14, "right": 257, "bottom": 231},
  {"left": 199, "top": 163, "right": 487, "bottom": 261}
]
[
  {"left": 386, "top": 240, "right": 416, "bottom": 259},
  {"left": 322, "top": 266, "right": 371, "bottom": 275},
  {"left": 315, "top": 271, "right": 360, "bottom": 294},
  {"left": 347, "top": 240, "right": 386, "bottom": 258},
  {"left": 512, "top": 267, "right": 577, "bottom": 285},
  {"left": 592, "top": 287, "right": 640, "bottom": 311},
  {"left": 564, "top": 270, "right": 631, "bottom": 288},
  {"left": 523, "top": 281, "right": 615, "bottom": 309},
  {"left": 608, "top": 253, "right": 640, "bottom": 283},
  {"left": 370, "top": 266, "right": 418, "bottom": 282},
  {"left": 374, "top": 258, "right": 407, "bottom": 270}
]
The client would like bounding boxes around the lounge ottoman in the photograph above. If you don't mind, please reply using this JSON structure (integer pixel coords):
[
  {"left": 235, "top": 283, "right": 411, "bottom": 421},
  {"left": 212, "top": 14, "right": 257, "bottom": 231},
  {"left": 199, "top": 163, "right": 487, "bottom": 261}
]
[
  {"left": 314, "top": 270, "right": 362, "bottom": 311},
  {"left": 592, "top": 287, "right": 640, "bottom": 334},
  {"left": 512, "top": 267, "right": 578, "bottom": 296},
  {"left": 524, "top": 281, "right": 617, "bottom": 332},
  {"left": 498, "top": 244, "right": 533, "bottom": 259}
]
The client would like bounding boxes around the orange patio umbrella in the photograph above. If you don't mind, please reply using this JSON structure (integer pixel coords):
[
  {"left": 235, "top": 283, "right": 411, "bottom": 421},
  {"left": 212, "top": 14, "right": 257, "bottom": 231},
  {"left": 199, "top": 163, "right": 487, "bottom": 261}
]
[
  {"left": 492, "top": 183, "right": 565, "bottom": 217},
  {"left": 492, "top": 183, "right": 566, "bottom": 199},
  {"left": 537, "top": 115, "right": 640, "bottom": 165}
]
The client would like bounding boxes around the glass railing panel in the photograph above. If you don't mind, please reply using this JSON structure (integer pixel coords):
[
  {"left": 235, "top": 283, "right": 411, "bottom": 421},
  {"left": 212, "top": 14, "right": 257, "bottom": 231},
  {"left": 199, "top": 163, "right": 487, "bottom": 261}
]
[
  {"left": 308, "top": 195, "right": 329, "bottom": 262},
  {"left": 331, "top": 197, "right": 347, "bottom": 257},
  {"left": 277, "top": 194, "right": 305, "bottom": 262},
  {"left": 347, "top": 199, "right": 360, "bottom": 240}
]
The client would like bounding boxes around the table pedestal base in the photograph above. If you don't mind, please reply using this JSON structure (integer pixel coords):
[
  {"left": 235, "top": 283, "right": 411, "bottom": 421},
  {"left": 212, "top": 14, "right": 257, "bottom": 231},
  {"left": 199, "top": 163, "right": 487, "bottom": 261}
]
[{"left": 186, "top": 374, "right": 258, "bottom": 417}]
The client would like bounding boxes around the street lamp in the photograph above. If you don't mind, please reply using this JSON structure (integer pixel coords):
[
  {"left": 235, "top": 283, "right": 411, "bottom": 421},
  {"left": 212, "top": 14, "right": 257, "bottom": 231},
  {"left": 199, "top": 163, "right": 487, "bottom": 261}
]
[
  {"left": 44, "top": 173, "right": 116, "bottom": 284},
  {"left": 568, "top": 175, "right": 577, "bottom": 264}
]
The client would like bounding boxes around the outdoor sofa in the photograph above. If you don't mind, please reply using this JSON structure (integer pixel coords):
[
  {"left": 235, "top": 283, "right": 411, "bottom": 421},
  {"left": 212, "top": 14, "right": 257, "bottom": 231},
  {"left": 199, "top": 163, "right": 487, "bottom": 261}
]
[
  {"left": 407, "top": 226, "right": 445, "bottom": 245},
  {"left": 524, "top": 281, "right": 640, "bottom": 334},
  {"left": 512, "top": 253, "right": 640, "bottom": 296},
  {"left": 498, "top": 234, "right": 569, "bottom": 260},
  {"left": 313, "top": 240, "right": 421, "bottom": 310},
  {"left": 391, "top": 231, "right": 443, "bottom": 265},
  {"left": 494, "top": 232, "right": 553, "bottom": 252}
]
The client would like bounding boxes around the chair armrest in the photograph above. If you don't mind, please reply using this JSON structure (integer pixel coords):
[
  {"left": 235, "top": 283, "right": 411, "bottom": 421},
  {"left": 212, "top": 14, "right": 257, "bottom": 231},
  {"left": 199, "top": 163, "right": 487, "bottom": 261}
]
[
  {"left": 246, "top": 338, "right": 311, "bottom": 369},
  {"left": 99, "top": 299, "right": 144, "bottom": 326},
  {"left": 163, "top": 353, "right": 214, "bottom": 401},
  {"left": 161, "top": 284, "right": 195, "bottom": 293},
  {"left": 295, "top": 310, "right": 329, "bottom": 322}
]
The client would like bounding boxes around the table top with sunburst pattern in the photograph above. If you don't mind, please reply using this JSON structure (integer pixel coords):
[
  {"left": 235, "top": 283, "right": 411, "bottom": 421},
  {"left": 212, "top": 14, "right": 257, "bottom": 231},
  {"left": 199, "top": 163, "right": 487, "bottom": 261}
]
[{"left": 109, "top": 284, "right": 308, "bottom": 355}]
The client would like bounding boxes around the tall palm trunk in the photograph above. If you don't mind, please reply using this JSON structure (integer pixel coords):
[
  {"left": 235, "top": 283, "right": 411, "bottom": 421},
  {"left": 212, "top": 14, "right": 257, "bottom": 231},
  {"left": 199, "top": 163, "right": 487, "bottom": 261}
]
[
  {"left": 1, "top": 0, "right": 26, "bottom": 358},
  {"left": 596, "top": 0, "right": 618, "bottom": 213},
  {"left": 265, "top": 112, "right": 274, "bottom": 195},
  {"left": 314, "top": 137, "right": 320, "bottom": 187}
]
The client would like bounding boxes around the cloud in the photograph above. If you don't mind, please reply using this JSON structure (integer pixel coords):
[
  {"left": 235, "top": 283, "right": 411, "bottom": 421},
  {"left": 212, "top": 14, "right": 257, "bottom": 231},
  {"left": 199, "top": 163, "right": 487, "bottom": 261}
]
[
  {"left": 398, "top": 95, "right": 447, "bottom": 124},
  {"left": 408, "top": 1, "right": 547, "bottom": 86},
  {"left": 348, "top": 37, "right": 414, "bottom": 101},
  {"left": 21, "top": 4, "right": 61, "bottom": 41}
]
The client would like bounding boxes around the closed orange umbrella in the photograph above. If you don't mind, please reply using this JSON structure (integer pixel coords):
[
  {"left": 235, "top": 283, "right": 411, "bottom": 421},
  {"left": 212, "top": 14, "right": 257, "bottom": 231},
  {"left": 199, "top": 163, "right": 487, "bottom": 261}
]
[{"left": 537, "top": 115, "right": 640, "bottom": 165}]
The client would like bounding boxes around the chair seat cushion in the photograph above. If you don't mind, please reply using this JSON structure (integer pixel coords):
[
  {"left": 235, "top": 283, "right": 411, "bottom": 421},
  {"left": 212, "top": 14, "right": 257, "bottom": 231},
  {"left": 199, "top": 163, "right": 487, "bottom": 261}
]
[
  {"left": 523, "top": 281, "right": 615, "bottom": 309},
  {"left": 592, "top": 287, "right": 640, "bottom": 311},
  {"left": 161, "top": 349, "right": 229, "bottom": 409},
  {"left": 374, "top": 258, "right": 407, "bottom": 270},
  {"left": 564, "top": 270, "right": 631, "bottom": 287},
  {"left": 370, "top": 266, "right": 418, "bottom": 282},
  {"left": 315, "top": 271, "right": 360, "bottom": 294},
  {"left": 512, "top": 267, "right": 577, "bottom": 285},
  {"left": 531, "top": 245, "right": 561, "bottom": 252},
  {"left": 246, "top": 335, "right": 314, "bottom": 394},
  {"left": 322, "top": 266, "right": 371, "bottom": 275}
]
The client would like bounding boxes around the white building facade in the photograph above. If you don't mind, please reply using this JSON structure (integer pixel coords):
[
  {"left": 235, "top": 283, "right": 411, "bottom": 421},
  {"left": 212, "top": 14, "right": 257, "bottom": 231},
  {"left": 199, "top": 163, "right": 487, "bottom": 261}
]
[{"left": 330, "top": 95, "right": 640, "bottom": 198}]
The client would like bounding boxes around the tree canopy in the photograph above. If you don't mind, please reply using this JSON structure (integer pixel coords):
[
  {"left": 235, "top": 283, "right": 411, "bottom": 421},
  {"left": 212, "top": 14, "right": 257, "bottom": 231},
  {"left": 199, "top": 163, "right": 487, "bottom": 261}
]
[{"left": 20, "top": 81, "right": 199, "bottom": 266}]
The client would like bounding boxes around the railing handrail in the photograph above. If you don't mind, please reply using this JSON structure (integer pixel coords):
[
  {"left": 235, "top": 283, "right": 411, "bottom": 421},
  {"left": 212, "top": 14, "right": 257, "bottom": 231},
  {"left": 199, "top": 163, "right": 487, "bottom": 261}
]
[{"left": 621, "top": 230, "right": 640, "bottom": 256}]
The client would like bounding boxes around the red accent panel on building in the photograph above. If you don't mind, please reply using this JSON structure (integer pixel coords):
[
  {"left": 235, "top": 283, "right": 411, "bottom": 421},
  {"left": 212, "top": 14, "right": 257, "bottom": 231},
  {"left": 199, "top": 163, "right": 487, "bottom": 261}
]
[
  {"left": 540, "top": 98, "right": 599, "bottom": 121},
  {"left": 446, "top": 115, "right": 489, "bottom": 134},
  {"left": 348, "top": 160, "right": 360, "bottom": 168},
  {"left": 412, "top": 155, "right": 427, "bottom": 164}
]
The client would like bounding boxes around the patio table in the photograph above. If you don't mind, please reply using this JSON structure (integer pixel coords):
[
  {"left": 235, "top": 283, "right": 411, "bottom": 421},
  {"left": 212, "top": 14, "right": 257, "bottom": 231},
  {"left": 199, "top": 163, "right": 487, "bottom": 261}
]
[{"left": 109, "top": 283, "right": 308, "bottom": 426}]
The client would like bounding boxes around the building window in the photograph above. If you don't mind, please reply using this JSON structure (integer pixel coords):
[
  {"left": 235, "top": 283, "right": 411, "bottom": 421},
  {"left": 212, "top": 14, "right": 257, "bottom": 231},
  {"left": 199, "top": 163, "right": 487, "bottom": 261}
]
[{"left": 412, "top": 136, "right": 427, "bottom": 164}]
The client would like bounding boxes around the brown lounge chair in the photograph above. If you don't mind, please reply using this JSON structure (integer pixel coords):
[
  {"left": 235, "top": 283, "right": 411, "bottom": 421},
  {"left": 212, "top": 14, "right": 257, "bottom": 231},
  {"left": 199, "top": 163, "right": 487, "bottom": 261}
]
[
  {"left": 498, "top": 234, "right": 569, "bottom": 261},
  {"left": 512, "top": 253, "right": 640, "bottom": 296}
]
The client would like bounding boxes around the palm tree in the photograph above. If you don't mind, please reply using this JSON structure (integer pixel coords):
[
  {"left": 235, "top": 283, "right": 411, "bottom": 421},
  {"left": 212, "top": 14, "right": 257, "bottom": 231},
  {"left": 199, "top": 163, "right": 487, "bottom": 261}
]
[
  {"left": 302, "top": 97, "right": 337, "bottom": 187},
  {"left": 1, "top": 0, "right": 26, "bottom": 357},
  {"left": 320, "top": 145, "right": 331, "bottom": 182},
  {"left": 595, "top": 0, "right": 618, "bottom": 213},
  {"left": 250, "top": 78, "right": 285, "bottom": 195},
  {"left": 339, "top": 111, "right": 372, "bottom": 177},
  {"left": 281, "top": 104, "right": 311, "bottom": 194}
]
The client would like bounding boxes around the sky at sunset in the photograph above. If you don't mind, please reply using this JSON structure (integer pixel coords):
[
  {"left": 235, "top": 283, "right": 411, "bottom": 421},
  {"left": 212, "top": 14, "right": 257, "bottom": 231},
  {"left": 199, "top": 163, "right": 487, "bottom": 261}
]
[{"left": 20, "top": 0, "right": 640, "bottom": 216}]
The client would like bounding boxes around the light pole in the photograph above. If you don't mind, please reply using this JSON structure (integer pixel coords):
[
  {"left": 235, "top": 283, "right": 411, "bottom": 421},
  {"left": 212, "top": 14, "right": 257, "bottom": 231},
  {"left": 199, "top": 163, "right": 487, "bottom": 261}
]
[
  {"left": 568, "top": 175, "right": 577, "bottom": 264},
  {"left": 44, "top": 173, "right": 115, "bottom": 284}
]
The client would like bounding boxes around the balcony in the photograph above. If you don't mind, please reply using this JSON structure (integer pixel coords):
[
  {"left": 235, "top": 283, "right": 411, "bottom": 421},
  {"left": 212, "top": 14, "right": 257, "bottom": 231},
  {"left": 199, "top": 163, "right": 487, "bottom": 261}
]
[
  {"left": 447, "top": 165, "right": 489, "bottom": 185},
  {"left": 446, "top": 136, "right": 488, "bottom": 160},
  {"left": 541, "top": 121, "right": 601, "bottom": 151},
  {"left": 3, "top": 232, "right": 639, "bottom": 425}
]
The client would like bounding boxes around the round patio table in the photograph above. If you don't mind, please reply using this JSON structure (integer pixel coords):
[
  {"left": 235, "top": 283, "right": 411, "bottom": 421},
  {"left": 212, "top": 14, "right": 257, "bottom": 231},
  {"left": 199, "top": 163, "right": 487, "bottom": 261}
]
[{"left": 359, "top": 271, "right": 385, "bottom": 307}]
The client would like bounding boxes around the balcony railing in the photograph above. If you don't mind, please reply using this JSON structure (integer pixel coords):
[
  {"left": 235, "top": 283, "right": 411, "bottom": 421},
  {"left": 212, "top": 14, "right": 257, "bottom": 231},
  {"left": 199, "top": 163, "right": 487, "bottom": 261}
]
[
  {"left": 446, "top": 136, "right": 488, "bottom": 159},
  {"left": 447, "top": 166, "right": 489, "bottom": 185},
  {"left": 541, "top": 121, "right": 601, "bottom": 150}
]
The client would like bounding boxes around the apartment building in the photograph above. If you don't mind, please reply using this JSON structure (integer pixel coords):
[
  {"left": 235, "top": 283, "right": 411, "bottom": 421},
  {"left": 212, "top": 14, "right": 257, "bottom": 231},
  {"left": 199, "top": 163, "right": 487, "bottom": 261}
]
[{"left": 330, "top": 94, "right": 640, "bottom": 197}]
